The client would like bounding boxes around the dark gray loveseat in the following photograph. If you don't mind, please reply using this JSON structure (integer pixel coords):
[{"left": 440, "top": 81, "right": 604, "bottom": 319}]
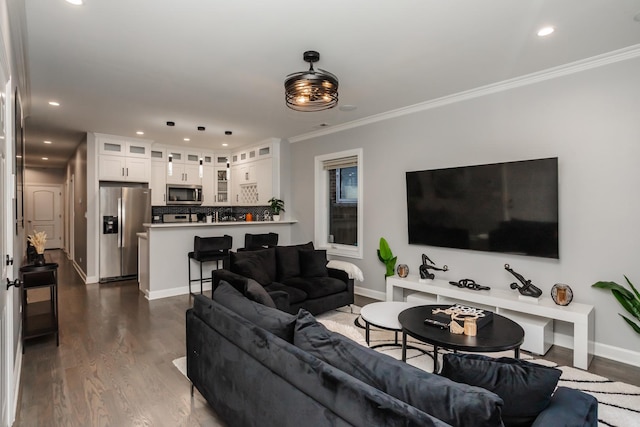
[
  {"left": 186, "top": 283, "right": 598, "bottom": 427},
  {"left": 213, "top": 242, "right": 354, "bottom": 315}
]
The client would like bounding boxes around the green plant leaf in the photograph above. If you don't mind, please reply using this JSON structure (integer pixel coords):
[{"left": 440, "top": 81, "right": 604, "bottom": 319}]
[
  {"left": 611, "top": 289, "right": 640, "bottom": 321},
  {"left": 619, "top": 314, "right": 640, "bottom": 335},
  {"left": 625, "top": 275, "right": 640, "bottom": 301},
  {"left": 379, "top": 238, "right": 392, "bottom": 261},
  {"left": 592, "top": 281, "right": 635, "bottom": 300}
]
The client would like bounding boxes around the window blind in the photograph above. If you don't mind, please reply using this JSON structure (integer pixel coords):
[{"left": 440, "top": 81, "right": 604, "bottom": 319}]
[{"left": 322, "top": 155, "right": 358, "bottom": 170}]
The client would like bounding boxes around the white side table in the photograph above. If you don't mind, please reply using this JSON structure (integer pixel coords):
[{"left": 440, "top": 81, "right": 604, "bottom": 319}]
[{"left": 360, "top": 301, "right": 423, "bottom": 348}]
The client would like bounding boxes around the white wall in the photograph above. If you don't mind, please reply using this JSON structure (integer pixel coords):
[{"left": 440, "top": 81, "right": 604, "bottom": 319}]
[{"left": 289, "top": 55, "right": 640, "bottom": 361}]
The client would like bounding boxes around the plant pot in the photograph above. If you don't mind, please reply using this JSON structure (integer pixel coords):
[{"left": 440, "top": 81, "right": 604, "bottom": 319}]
[{"left": 272, "top": 214, "right": 281, "bottom": 222}]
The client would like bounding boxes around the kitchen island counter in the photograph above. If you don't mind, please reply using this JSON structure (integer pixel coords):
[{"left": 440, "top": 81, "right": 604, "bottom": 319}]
[{"left": 141, "top": 220, "right": 297, "bottom": 300}]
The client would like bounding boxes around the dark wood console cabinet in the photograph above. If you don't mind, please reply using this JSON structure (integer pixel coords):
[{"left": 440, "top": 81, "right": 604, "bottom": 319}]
[{"left": 19, "top": 263, "right": 59, "bottom": 352}]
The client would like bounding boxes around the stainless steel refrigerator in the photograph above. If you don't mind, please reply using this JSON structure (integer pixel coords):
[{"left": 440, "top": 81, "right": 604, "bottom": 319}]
[{"left": 99, "top": 187, "right": 151, "bottom": 282}]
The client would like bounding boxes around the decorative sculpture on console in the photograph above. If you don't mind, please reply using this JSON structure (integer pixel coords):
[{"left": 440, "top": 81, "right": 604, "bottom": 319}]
[
  {"left": 504, "top": 264, "right": 542, "bottom": 298},
  {"left": 419, "top": 254, "right": 448, "bottom": 280}
]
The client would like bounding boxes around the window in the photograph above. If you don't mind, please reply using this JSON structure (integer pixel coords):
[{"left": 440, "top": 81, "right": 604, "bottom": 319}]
[{"left": 315, "top": 149, "right": 363, "bottom": 258}]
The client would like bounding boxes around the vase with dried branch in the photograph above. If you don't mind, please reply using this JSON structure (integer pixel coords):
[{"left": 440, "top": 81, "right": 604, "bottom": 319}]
[{"left": 27, "top": 230, "right": 47, "bottom": 265}]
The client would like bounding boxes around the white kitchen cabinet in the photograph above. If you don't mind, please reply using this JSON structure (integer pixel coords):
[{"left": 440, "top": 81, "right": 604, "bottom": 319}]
[
  {"left": 97, "top": 134, "right": 151, "bottom": 183},
  {"left": 150, "top": 161, "right": 167, "bottom": 206},
  {"left": 167, "top": 163, "right": 201, "bottom": 185},
  {"left": 202, "top": 166, "right": 215, "bottom": 206},
  {"left": 99, "top": 155, "right": 151, "bottom": 182},
  {"left": 230, "top": 140, "right": 278, "bottom": 206},
  {"left": 214, "top": 166, "right": 230, "bottom": 205},
  {"left": 254, "top": 158, "right": 273, "bottom": 205}
]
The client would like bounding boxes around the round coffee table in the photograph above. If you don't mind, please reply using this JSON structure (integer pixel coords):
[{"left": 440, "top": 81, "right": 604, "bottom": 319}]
[
  {"left": 360, "top": 301, "right": 422, "bottom": 347},
  {"left": 398, "top": 304, "right": 524, "bottom": 372}
]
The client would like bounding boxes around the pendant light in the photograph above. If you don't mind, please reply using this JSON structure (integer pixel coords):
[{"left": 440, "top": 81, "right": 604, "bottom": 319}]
[{"left": 284, "top": 51, "right": 339, "bottom": 112}]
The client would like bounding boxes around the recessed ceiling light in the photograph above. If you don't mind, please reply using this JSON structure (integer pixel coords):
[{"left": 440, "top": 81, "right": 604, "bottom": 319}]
[
  {"left": 537, "top": 26, "right": 555, "bottom": 37},
  {"left": 166, "top": 121, "right": 175, "bottom": 126},
  {"left": 339, "top": 104, "right": 357, "bottom": 111},
  {"left": 225, "top": 131, "right": 232, "bottom": 135},
  {"left": 43, "top": 140, "right": 52, "bottom": 144},
  {"left": 16, "top": 155, "right": 22, "bottom": 158},
  {"left": 136, "top": 131, "right": 144, "bottom": 135},
  {"left": 65, "top": 0, "right": 84, "bottom": 5},
  {"left": 222, "top": 143, "right": 229, "bottom": 147},
  {"left": 42, "top": 157, "right": 49, "bottom": 160},
  {"left": 184, "top": 138, "right": 190, "bottom": 142},
  {"left": 48, "top": 101, "right": 60, "bottom": 106},
  {"left": 197, "top": 126, "right": 205, "bottom": 131}
]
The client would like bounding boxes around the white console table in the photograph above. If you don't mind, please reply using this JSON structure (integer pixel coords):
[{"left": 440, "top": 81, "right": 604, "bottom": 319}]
[{"left": 386, "top": 275, "right": 595, "bottom": 369}]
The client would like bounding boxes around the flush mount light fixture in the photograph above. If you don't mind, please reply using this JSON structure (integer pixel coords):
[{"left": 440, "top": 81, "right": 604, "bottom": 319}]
[
  {"left": 284, "top": 50, "right": 339, "bottom": 112},
  {"left": 537, "top": 26, "right": 555, "bottom": 36}
]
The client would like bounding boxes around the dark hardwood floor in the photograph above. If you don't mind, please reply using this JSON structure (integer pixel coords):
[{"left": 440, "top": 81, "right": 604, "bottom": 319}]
[
  {"left": 15, "top": 253, "right": 640, "bottom": 426},
  {"left": 15, "top": 250, "right": 225, "bottom": 426}
]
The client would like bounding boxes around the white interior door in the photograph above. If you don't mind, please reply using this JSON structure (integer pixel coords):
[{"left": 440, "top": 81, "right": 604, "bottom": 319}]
[
  {"left": 25, "top": 185, "right": 62, "bottom": 249},
  {"left": 1, "top": 75, "right": 11, "bottom": 427}
]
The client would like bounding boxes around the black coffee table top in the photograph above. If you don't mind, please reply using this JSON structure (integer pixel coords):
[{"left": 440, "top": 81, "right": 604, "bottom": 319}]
[{"left": 398, "top": 305, "right": 524, "bottom": 353}]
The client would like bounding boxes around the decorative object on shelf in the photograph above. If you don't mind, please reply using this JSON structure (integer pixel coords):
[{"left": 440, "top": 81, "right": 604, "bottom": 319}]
[
  {"left": 449, "top": 279, "right": 491, "bottom": 291},
  {"left": 432, "top": 304, "right": 493, "bottom": 334},
  {"left": 464, "top": 317, "right": 477, "bottom": 337},
  {"left": 418, "top": 253, "right": 448, "bottom": 281},
  {"left": 284, "top": 50, "right": 339, "bottom": 112},
  {"left": 592, "top": 276, "right": 640, "bottom": 335},
  {"left": 505, "top": 264, "right": 542, "bottom": 298},
  {"left": 377, "top": 237, "right": 397, "bottom": 278},
  {"left": 551, "top": 283, "right": 573, "bottom": 306},
  {"left": 268, "top": 197, "right": 285, "bottom": 221},
  {"left": 396, "top": 264, "right": 409, "bottom": 278},
  {"left": 27, "top": 230, "right": 47, "bottom": 266}
]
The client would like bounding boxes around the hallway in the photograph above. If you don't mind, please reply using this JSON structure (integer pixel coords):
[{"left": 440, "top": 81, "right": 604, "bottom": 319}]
[{"left": 14, "top": 250, "right": 225, "bottom": 426}]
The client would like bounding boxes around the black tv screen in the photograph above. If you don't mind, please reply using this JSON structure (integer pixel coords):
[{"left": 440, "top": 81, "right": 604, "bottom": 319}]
[{"left": 406, "top": 157, "right": 559, "bottom": 259}]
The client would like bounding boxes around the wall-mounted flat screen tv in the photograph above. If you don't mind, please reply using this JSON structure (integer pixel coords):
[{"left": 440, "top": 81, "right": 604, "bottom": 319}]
[{"left": 406, "top": 157, "right": 559, "bottom": 259}]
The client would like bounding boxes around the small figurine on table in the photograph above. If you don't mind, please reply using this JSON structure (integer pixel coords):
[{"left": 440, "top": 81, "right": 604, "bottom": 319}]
[
  {"left": 419, "top": 254, "right": 448, "bottom": 280},
  {"left": 504, "top": 264, "right": 542, "bottom": 298}
]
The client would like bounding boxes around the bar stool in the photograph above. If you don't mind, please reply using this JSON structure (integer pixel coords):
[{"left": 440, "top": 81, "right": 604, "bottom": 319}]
[
  {"left": 243, "top": 232, "right": 278, "bottom": 251},
  {"left": 188, "top": 235, "right": 232, "bottom": 295}
]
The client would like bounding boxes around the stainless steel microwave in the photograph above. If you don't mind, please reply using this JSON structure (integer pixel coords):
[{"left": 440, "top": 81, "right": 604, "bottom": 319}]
[{"left": 166, "top": 184, "right": 203, "bottom": 205}]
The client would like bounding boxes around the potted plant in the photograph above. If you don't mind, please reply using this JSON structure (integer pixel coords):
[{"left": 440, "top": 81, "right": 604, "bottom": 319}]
[
  {"left": 377, "top": 237, "right": 397, "bottom": 277},
  {"left": 592, "top": 276, "right": 640, "bottom": 335},
  {"left": 268, "top": 197, "right": 285, "bottom": 221}
]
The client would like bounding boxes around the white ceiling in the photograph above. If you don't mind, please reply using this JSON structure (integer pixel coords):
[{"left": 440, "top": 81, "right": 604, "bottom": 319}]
[{"left": 13, "top": 0, "right": 640, "bottom": 168}]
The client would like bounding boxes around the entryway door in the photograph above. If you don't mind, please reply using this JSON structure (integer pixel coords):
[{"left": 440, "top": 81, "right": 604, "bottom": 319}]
[{"left": 25, "top": 185, "right": 63, "bottom": 250}]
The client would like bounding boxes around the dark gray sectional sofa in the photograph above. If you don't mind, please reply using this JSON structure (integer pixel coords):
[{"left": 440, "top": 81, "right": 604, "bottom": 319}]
[
  {"left": 212, "top": 242, "right": 354, "bottom": 315},
  {"left": 186, "top": 283, "right": 598, "bottom": 427}
]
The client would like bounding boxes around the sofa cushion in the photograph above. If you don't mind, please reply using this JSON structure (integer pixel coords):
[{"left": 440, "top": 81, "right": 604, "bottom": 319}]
[
  {"left": 245, "top": 278, "right": 276, "bottom": 308},
  {"left": 299, "top": 250, "right": 329, "bottom": 277},
  {"left": 275, "top": 242, "right": 314, "bottom": 281},
  {"left": 440, "top": 353, "right": 562, "bottom": 427},
  {"left": 293, "top": 310, "right": 504, "bottom": 427},
  {"left": 265, "top": 282, "right": 308, "bottom": 304},
  {"left": 213, "top": 281, "right": 296, "bottom": 342},
  {"left": 233, "top": 256, "right": 272, "bottom": 286},
  {"left": 281, "top": 276, "right": 347, "bottom": 299},
  {"left": 231, "top": 247, "right": 277, "bottom": 283}
]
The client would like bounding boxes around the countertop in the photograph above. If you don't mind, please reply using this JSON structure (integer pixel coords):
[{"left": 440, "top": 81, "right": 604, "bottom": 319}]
[{"left": 144, "top": 220, "right": 297, "bottom": 228}]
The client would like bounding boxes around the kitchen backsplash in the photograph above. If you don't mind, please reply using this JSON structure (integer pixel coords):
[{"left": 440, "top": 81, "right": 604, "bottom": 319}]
[{"left": 151, "top": 205, "right": 274, "bottom": 223}]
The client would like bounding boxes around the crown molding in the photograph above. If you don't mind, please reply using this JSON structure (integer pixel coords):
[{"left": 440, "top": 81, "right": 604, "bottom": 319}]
[{"left": 289, "top": 44, "right": 640, "bottom": 143}]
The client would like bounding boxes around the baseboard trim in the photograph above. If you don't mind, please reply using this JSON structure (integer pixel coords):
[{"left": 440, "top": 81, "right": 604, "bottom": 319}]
[{"left": 354, "top": 286, "right": 385, "bottom": 301}]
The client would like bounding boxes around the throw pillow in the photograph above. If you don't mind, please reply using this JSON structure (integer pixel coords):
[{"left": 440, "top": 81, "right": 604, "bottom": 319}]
[
  {"left": 293, "top": 310, "right": 503, "bottom": 426},
  {"left": 245, "top": 278, "right": 276, "bottom": 308},
  {"left": 213, "top": 281, "right": 296, "bottom": 341},
  {"left": 233, "top": 256, "right": 272, "bottom": 286},
  {"left": 230, "top": 247, "right": 277, "bottom": 283},
  {"left": 276, "top": 242, "right": 315, "bottom": 281},
  {"left": 299, "top": 250, "right": 329, "bottom": 277},
  {"left": 440, "top": 353, "right": 562, "bottom": 427}
]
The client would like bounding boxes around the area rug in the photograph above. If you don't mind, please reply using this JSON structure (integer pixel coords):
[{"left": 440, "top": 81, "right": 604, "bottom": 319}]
[{"left": 174, "top": 306, "right": 640, "bottom": 427}]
